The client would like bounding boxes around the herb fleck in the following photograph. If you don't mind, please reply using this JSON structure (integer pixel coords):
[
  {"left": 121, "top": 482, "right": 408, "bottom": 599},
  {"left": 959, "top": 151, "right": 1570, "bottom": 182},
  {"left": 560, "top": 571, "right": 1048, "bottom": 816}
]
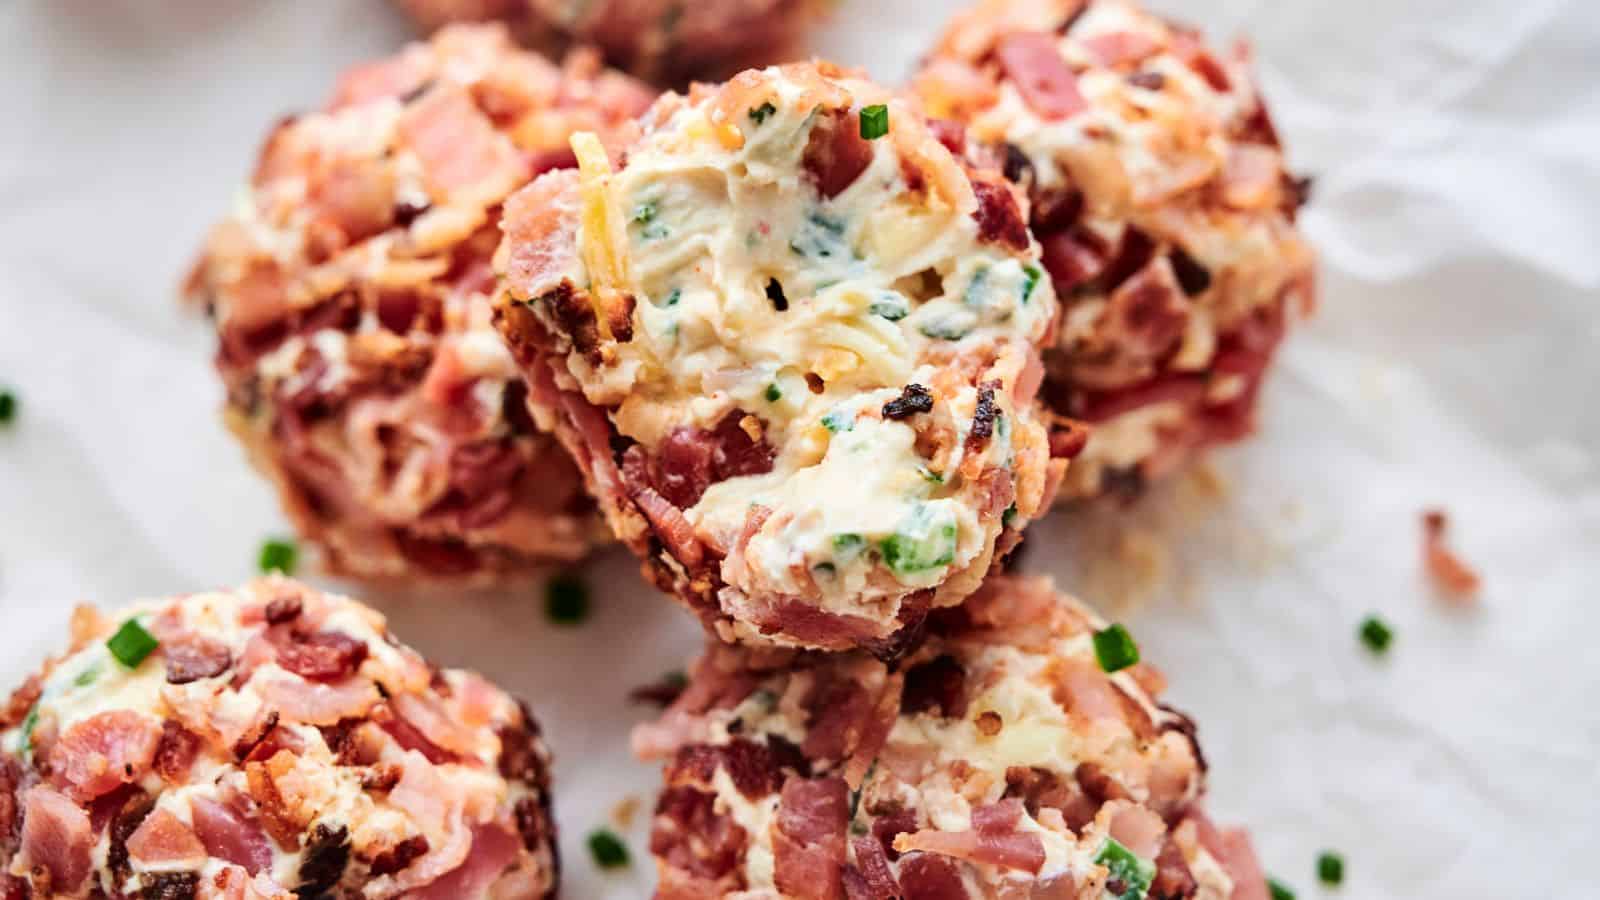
[
  {"left": 1092, "top": 624, "right": 1139, "bottom": 673},
  {"left": 107, "top": 619, "right": 160, "bottom": 669},
  {"left": 587, "top": 829, "right": 630, "bottom": 869},
  {"left": 748, "top": 102, "right": 776, "bottom": 125},
  {"left": 1268, "top": 878, "right": 1296, "bottom": 900},
  {"left": 1317, "top": 852, "right": 1344, "bottom": 886},
  {"left": 0, "top": 389, "right": 16, "bottom": 425},
  {"left": 258, "top": 538, "right": 298, "bottom": 575},
  {"left": 765, "top": 384, "right": 782, "bottom": 403},
  {"left": 859, "top": 104, "right": 889, "bottom": 140},
  {"left": 1358, "top": 615, "right": 1393, "bottom": 655},
  {"left": 546, "top": 574, "right": 590, "bottom": 625}
]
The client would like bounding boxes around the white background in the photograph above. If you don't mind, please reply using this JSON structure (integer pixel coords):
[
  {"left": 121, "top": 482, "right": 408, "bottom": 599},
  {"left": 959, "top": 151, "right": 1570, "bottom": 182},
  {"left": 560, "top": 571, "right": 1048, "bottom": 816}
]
[{"left": 2, "top": 1, "right": 1597, "bottom": 897}]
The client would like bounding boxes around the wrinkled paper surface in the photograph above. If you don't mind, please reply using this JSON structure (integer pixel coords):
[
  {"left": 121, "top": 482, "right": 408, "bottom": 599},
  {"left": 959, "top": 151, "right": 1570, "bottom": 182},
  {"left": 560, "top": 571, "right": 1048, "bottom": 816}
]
[{"left": 2, "top": 1, "right": 1596, "bottom": 897}]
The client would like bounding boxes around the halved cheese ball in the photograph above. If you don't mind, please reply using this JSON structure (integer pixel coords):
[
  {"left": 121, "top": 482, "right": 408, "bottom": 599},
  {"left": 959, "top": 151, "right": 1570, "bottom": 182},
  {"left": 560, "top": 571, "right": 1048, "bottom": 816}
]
[
  {"left": 493, "top": 62, "right": 1076, "bottom": 653},
  {"left": 0, "top": 577, "right": 556, "bottom": 899},
  {"left": 635, "top": 574, "right": 1267, "bottom": 899},
  {"left": 915, "top": 0, "right": 1317, "bottom": 500},
  {"left": 188, "top": 24, "right": 655, "bottom": 580},
  {"left": 393, "top": 0, "right": 828, "bottom": 84}
]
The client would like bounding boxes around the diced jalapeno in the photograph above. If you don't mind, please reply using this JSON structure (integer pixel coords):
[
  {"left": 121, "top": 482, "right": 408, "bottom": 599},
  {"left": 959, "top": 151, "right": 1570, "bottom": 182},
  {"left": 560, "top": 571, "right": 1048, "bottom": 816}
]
[
  {"left": 1095, "top": 837, "right": 1155, "bottom": 900},
  {"left": 880, "top": 504, "right": 957, "bottom": 575}
]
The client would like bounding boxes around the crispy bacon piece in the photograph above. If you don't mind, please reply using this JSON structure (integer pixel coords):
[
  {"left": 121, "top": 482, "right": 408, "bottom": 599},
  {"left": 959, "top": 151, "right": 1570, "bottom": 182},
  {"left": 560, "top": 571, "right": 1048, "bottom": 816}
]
[
  {"left": 154, "top": 720, "right": 203, "bottom": 783},
  {"left": 893, "top": 852, "right": 967, "bottom": 900},
  {"left": 882, "top": 384, "right": 935, "bottom": 420},
  {"left": 845, "top": 834, "right": 900, "bottom": 899},
  {"left": 773, "top": 776, "right": 850, "bottom": 900},
  {"left": 1422, "top": 509, "right": 1481, "bottom": 600},
  {"left": 191, "top": 796, "right": 275, "bottom": 876},
  {"left": 398, "top": 85, "right": 523, "bottom": 199},
  {"left": 49, "top": 710, "right": 164, "bottom": 802},
  {"left": 803, "top": 107, "right": 875, "bottom": 199},
  {"left": 668, "top": 738, "right": 803, "bottom": 800},
  {"left": 900, "top": 654, "right": 968, "bottom": 719},
  {"left": 410, "top": 825, "right": 519, "bottom": 900},
  {"left": 14, "top": 787, "right": 94, "bottom": 895},
  {"left": 972, "top": 180, "right": 1031, "bottom": 251},
  {"left": 165, "top": 634, "right": 235, "bottom": 685},
  {"left": 127, "top": 808, "right": 209, "bottom": 869},
  {"left": 894, "top": 826, "right": 1046, "bottom": 873},
  {"left": 254, "top": 670, "right": 380, "bottom": 726},
  {"left": 651, "top": 787, "right": 749, "bottom": 886},
  {"left": 996, "top": 32, "right": 1086, "bottom": 121},
  {"left": 276, "top": 631, "right": 370, "bottom": 683}
]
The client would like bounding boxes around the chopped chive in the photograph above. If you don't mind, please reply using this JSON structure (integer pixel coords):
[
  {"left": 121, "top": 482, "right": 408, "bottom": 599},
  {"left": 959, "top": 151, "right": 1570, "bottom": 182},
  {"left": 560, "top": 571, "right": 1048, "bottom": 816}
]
[
  {"left": 1358, "top": 615, "right": 1393, "bottom": 655},
  {"left": 664, "top": 287, "right": 681, "bottom": 307},
  {"left": 587, "top": 829, "right": 630, "bottom": 869},
  {"left": 1092, "top": 624, "right": 1139, "bottom": 673},
  {"left": 19, "top": 703, "right": 39, "bottom": 760},
  {"left": 1268, "top": 878, "right": 1296, "bottom": 900},
  {"left": 859, "top": 104, "right": 889, "bottom": 140},
  {"left": 868, "top": 291, "right": 910, "bottom": 321},
  {"left": 821, "top": 409, "right": 854, "bottom": 433},
  {"left": 918, "top": 466, "right": 944, "bottom": 485},
  {"left": 545, "top": 574, "right": 590, "bottom": 625},
  {"left": 258, "top": 538, "right": 298, "bottom": 575},
  {"left": 1094, "top": 837, "right": 1155, "bottom": 900},
  {"left": 631, "top": 201, "right": 657, "bottom": 224},
  {"left": 107, "top": 619, "right": 160, "bottom": 669},
  {"left": 1022, "top": 264, "right": 1042, "bottom": 302},
  {"left": 765, "top": 384, "right": 782, "bottom": 403},
  {"left": 73, "top": 662, "right": 104, "bottom": 688},
  {"left": 1001, "top": 503, "right": 1018, "bottom": 527},
  {"left": 1317, "top": 852, "right": 1344, "bottom": 885},
  {"left": 0, "top": 389, "right": 15, "bottom": 425},
  {"left": 748, "top": 101, "right": 776, "bottom": 125},
  {"left": 880, "top": 504, "right": 957, "bottom": 575}
]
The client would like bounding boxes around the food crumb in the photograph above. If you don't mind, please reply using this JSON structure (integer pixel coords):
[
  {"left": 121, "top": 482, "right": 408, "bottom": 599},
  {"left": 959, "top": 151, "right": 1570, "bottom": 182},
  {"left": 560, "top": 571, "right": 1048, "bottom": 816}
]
[
  {"left": 611, "top": 795, "right": 640, "bottom": 830},
  {"left": 1421, "top": 509, "right": 1481, "bottom": 602}
]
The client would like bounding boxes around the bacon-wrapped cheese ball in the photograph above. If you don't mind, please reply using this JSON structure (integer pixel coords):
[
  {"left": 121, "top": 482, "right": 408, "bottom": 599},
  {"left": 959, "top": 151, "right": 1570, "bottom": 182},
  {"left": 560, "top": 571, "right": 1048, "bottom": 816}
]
[
  {"left": 187, "top": 25, "right": 656, "bottom": 580},
  {"left": 492, "top": 62, "right": 1074, "bottom": 654},
  {"left": 0, "top": 577, "right": 557, "bottom": 899},
  {"left": 393, "top": 0, "right": 828, "bottom": 84},
  {"left": 915, "top": 0, "right": 1316, "bottom": 500},
  {"left": 635, "top": 574, "right": 1267, "bottom": 899}
]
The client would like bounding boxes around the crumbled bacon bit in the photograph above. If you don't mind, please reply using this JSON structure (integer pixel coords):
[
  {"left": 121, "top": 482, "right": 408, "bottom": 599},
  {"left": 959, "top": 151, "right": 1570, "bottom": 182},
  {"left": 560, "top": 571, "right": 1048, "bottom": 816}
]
[
  {"left": 1422, "top": 509, "right": 1481, "bottom": 601},
  {"left": 1128, "top": 71, "right": 1166, "bottom": 90},
  {"left": 231, "top": 711, "right": 280, "bottom": 762},
  {"left": 362, "top": 763, "right": 403, "bottom": 793},
  {"left": 882, "top": 384, "right": 934, "bottom": 420},
  {"left": 263, "top": 594, "right": 303, "bottom": 625},
  {"left": 965, "top": 382, "right": 999, "bottom": 453},
  {"left": 901, "top": 654, "right": 968, "bottom": 719},
  {"left": 368, "top": 833, "right": 430, "bottom": 877},
  {"left": 971, "top": 180, "right": 1031, "bottom": 252},
  {"left": 497, "top": 702, "right": 550, "bottom": 789},
  {"left": 140, "top": 872, "right": 199, "bottom": 900},
  {"left": 514, "top": 795, "right": 552, "bottom": 854},
  {"left": 276, "top": 631, "right": 369, "bottom": 682},
  {"left": 164, "top": 635, "right": 234, "bottom": 685},
  {"left": 153, "top": 721, "right": 202, "bottom": 783},
  {"left": 297, "top": 823, "right": 350, "bottom": 895}
]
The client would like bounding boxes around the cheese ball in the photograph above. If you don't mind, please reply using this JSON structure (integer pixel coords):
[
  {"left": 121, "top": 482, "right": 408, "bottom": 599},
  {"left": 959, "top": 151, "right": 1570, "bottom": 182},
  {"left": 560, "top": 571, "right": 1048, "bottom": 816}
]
[
  {"left": 187, "top": 25, "right": 656, "bottom": 580},
  {"left": 393, "top": 0, "right": 828, "bottom": 84},
  {"left": 915, "top": 0, "right": 1317, "bottom": 500},
  {"left": 0, "top": 577, "right": 557, "bottom": 899},
  {"left": 635, "top": 574, "right": 1267, "bottom": 899},
  {"left": 492, "top": 62, "right": 1075, "bottom": 654}
]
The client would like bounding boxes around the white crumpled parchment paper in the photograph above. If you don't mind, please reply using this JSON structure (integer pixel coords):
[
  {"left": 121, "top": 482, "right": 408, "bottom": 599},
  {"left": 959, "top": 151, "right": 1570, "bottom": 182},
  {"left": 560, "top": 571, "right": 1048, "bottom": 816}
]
[{"left": 2, "top": 1, "right": 1596, "bottom": 897}]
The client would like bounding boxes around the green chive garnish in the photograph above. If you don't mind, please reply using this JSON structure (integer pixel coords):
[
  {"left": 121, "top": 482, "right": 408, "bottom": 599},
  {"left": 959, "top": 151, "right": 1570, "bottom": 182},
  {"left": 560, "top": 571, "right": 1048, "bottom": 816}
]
[
  {"left": 859, "top": 104, "right": 889, "bottom": 140},
  {"left": 1094, "top": 837, "right": 1155, "bottom": 900},
  {"left": 19, "top": 703, "right": 40, "bottom": 760},
  {"left": 0, "top": 389, "right": 15, "bottom": 425},
  {"left": 1358, "top": 615, "right": 1393, "bottom": 655},
  {"left": 546, "top": 574, "right": 590, "bottom": 625},
  {"left": 107, "top": 619, "right": 159, "bottom": 669},
  {"left": 258, "top": 538, "right": 298, "bottom": 575},
  {"left": 748, "top": 101, "right": 776, "bottom": 125},
  {"left": 1001, "top": 503, "right": 1018, "bottom": 527},
  {"left": 587, "top": 829, "right": 630, "bottom": 868},
  {"left": 1022, "top": 264, "right": 1042, "bottom": 302},
  {"left": 1092, "top": 624, "right": 1140, "bottom": 673},
  {"left": 765, "top": 384, "right": 782, "bottom": 403},
  {"left": 1268, "top": 878, "right": 1296, "bottom": 900},
  {"left": 1317, "top": 852, "right": 1344, "bottom": 885}
]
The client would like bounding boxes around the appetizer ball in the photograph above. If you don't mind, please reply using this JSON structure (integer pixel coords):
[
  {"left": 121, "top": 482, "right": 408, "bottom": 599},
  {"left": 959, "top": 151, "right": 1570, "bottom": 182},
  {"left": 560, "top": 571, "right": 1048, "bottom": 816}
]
[
  {"left": 915, "top": 0, "right": 1317, "bottom": 500},
  {"left": 188, "top": 25, "right": 656, "bottom": 579},
  {"left": 0, "top": 577, "right": 557, "bottom": 899},
  {"left": 492, "top": 62, "right": 1075, "bottom": 654},
  {"left": 393, "top": 0, "right": 828, "bottom": 84},
  {"left": 635, "top": 574, "right": 1267, "bottom": 899}
]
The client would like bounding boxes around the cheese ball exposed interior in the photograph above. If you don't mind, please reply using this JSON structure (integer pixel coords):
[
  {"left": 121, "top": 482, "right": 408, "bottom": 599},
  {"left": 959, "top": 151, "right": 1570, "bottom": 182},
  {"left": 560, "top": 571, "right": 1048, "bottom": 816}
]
[
  {"left": 494, "top": 61, "right": 1073, "bottom": 653},
  {"left": 188, "top": 24, "right": 656, "bottom": 580},
  {"left": 636, "top": 574, "right": 1268, "bottom": 899},
  {"left": 393, "top": 0, "right": 830, "bottom": 84},
  {"left": 0, "top": 577, "right": 557, "bottom": 900},
  {"left": 916, "top": 0, "right": 1316, "bottom": 500}
]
